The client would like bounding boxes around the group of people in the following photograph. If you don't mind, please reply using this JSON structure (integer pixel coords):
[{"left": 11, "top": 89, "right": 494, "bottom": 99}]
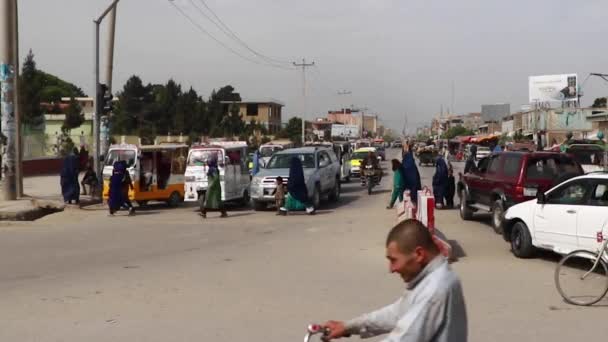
[
  {"left": 388, "top": 143, "right": 455, "bottom": 210},
  {"left": 60, "top": 147, "right": 98, "bottom": 204}
]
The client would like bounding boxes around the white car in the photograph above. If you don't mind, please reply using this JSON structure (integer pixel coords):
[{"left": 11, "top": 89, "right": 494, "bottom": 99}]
[
  {"left": 476, "top": 146, "right": 491, "bottom": 160},
  {"left": 504, "top": 173, "right": 608, "bottom": 258}
]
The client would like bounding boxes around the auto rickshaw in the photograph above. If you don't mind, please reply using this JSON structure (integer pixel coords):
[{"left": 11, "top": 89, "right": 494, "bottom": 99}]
[{"left": 418, "top": 149, "right": 436, "bottom": 166}]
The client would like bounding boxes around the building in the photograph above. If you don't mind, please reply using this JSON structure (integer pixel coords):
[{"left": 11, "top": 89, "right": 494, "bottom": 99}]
[
  {"left": 462, "top": 113, "right": 483, "bottom": 131},
  {"left": 221, "top": 99, "right": 284, "bottom": 134}
]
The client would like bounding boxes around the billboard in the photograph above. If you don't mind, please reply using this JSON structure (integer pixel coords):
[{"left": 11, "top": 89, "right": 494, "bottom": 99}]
[
  {"left": 331, "top": 124, "right": 359, "bottom": 138},
  {"left": 481, "top": 103, "right": 510, "bottom": 122},
  {"left": 529, "top": 74, "right": 578, "bottom": 103}
]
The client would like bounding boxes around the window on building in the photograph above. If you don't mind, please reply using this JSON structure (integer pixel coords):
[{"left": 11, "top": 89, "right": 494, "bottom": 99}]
[{"left": 246, "top": 104, "right": 258, "bottom": 116}]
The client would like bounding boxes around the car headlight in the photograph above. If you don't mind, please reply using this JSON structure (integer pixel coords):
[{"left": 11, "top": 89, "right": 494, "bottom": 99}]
[{"left": 251, "top": 177, "right": 262, "bottom": 186}]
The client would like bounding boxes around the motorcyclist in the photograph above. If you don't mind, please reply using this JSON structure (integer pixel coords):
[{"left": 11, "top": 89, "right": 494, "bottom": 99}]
[{"left": 360, "top": 151, "right": 382, "bottom": 181}]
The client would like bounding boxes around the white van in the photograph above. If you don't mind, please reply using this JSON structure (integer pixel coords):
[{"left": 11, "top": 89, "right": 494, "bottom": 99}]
[
  {"left": 259, "top": 140, "right": 293, "bottom": 167},
  {"left": 184, "top": 142, "right": 250, "bottom": 204}
]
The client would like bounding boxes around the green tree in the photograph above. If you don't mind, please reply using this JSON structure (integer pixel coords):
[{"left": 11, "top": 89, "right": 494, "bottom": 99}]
[
  {"left": 61, "top": 97, "right": 84, "bottom": 133},
  {"left": 276, "top": 117, "right": 303, "bottom": 145},
  {"left": 592, "top": 97, "right": 607, "bottom": 108},
  {"left": 442, "top": 125, "right": 474, "bottom": 139},
  {"left": 19, "top": 50, "right": 44, "bottom": 127}
]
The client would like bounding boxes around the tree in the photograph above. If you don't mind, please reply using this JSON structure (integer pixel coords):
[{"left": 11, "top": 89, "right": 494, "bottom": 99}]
[
  {"left": 442, "top": 125, "right": 474, "bottom": 140},
  {"left": 592, "top": 97, "right": 607, "bottom": 108},
  {"left": 19, "top": 50, "right": 44, "bottom": 127},
  {"left": 276, "top": 117, "right": 303, "bottom": 145},
  {"left": 61, "top": 97, "right": 84, "bottom": 133}
]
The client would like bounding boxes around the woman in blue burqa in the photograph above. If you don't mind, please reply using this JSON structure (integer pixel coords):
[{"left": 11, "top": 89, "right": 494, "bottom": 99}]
[
  {"left": 60, "top": 148, "right": 81, "bottom": 204},
  {"left": 108, "top": 160, "right": 128, "bottom": 215},
  {"left": 433, "top": 155, "right": 450, "bottom": 209},
  {"left": 280, "top": 157, "right": 315, "bottom": 215},
  {"left": 201, "top": 154, "right": 227, "bottom": 218},
  {"left": 401, "top": 145, "right": 422, "bottom": 205}
]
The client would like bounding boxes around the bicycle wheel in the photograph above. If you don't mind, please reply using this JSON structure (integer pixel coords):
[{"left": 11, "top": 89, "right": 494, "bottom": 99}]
[{"left": 555, "top": 250, "right": 608, "bottom": 306}]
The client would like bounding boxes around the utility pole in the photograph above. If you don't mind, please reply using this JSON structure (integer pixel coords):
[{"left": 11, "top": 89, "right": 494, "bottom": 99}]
[
  {"left": 337, "top": 90, "right": 351, "bottom": 114},
  {"left": 101, "top": 4, "right": 118, "bottom": 158},
  {"left": 93, "top": 0, "right": 119, "bottom": 195},
  {"left": 293, "top": 58, "right": 314, "bottom": 145},
  {"left": 0, "top": 0, "right": 18, "bottom": 200}
]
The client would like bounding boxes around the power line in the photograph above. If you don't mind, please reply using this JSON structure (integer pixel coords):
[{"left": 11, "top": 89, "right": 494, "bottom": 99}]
[
  {"left": 195, "top": 0, "right": 292, "bottom": 66},
  {"left": 168, "top": 0, "right": 293, "bottom": 70}
]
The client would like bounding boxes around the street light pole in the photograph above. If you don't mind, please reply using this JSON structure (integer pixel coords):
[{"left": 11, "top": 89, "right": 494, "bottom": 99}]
[
  {"left": 0, "top": 0, "right": 18, "bottom": 200},
  {"left": 93, "top": 0, "right": 119, "bottom": 196}
]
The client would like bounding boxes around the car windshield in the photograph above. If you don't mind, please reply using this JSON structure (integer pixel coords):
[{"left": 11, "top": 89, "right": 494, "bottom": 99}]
[
  {"left": 105, "top": 149, "right": 136, "bottom": 167},
  {"left": 267, "top": 153, "right": 315, "bottom": 169},
  {"left": 260, "top": 146, "right": 281, "bottom": 158},
  {"left": 187, "top": 150, "right": 223, "bottom": 166},
  {"left": 477, "top": 147, "right": 490, "bottom": 152},
  {"left": 352, "top": 152, "right": 372, "bottom": 159}
]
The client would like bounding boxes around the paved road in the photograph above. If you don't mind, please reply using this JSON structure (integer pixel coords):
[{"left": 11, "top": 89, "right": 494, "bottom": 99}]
[{"left": 0, "top": 149, "right": 605, "bottom": 341}]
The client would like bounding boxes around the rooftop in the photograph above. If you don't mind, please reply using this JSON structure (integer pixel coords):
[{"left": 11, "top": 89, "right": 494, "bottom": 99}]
[{"left": 220, "top": 98, "right": 284, "bottom": 106}]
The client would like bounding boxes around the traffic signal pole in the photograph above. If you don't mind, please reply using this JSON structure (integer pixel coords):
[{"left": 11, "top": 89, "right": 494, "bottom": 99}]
[{"left": 93, "top": 0, "right": 119, "bottom": 198}]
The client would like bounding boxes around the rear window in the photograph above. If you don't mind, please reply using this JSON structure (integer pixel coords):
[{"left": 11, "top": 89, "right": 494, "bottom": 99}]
[
  {"left": 503, "top": 155, "right": 522, "bottom": 177},
  {"left": 525, "top": 156, "right": 580, "bottom": 180}
]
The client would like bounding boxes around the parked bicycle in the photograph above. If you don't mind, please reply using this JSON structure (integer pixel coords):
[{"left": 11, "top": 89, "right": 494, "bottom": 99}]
[{"left": 555, "top": 231, "right": 608, "bottom": 306}]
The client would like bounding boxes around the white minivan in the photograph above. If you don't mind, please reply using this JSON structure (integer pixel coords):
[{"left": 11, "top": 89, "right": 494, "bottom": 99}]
[{"left": 184, "top": 142, "right": 250, "bottom": 204}]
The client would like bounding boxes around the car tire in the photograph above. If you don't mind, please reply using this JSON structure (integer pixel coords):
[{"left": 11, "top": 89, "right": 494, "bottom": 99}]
[
  {"left": 252, "top": 200, "right": 266, "bottom": 211},
  {"left": 312, "top": 184, "right": 321, "bottom": 209},
  {"left": 329, "top": 178, "right": 340, "bottom": 202},
  {"left": 491, "top": 200, "right": 505, "bottom": 235},
  {"left": 510, "top": 221, "right": 536, "bottom": 258},
  {"left": 167, "top": 191, "right": 181, "bottom": 208},
  {"left": 459, "top": 189, "right": 473, "bottom": 220}
]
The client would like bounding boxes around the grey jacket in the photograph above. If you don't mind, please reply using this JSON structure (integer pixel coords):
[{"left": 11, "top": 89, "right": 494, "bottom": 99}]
[{"left": 345, "top": 257, "right": 467, "bottom": 342}]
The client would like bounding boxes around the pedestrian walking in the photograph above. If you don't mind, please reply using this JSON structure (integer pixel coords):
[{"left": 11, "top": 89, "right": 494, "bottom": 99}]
[
  {"left": 464, "top": 145, "right": 477, "bottom": 174},
  {"left": 251, "top": 150, "right": 261, "bottom": 177},
  {"left": 108, "top": 161, "right": 131, "bottom": 215},
  {"left": 433, "top": 155, "right": 449, "bottom": 209},
  {"left": 387, "top": 159, "right": 405, "bottom": 209},
  {"left": 60, "top": 148, "right": 80, "bottom": 204},
  {"left": 323, "top": 219, "right": 467, "bottom": 342},
  {"left": 201, "top": 156, "right": 227, "bottom": 218},
  {"left": 120, "top": 160, "right": 135, "bottom": 215},
  {"left": 80, "top": 161, "right": 99, "bottom": 196},
  {"left": 401, "top": 144, "right": 422, "bottom": 205},
  {"left": 279, "top": 157, "right": 315, "bottom": 215},
  {"left": 446, "top": 163, "right": 456, "bottom": 209}
]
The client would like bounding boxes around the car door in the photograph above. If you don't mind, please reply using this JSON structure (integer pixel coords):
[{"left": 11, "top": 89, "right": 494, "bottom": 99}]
[
  {"left": 576, "top": 179, "right": 608, "bottom": 251},
  {"left": 533, "top": 179, "right": 590, "bottom": 253},
  {"left": 468, "top": 157, "right": 489, "bottom": 203},
  {"left": 317, "top": 151, "right": 331, "bottom": 192},
  {"left": 478, "top": 154, "right": 502, "bottom": 206}
]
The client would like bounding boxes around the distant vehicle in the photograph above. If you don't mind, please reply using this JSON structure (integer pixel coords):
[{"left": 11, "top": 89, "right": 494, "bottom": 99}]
[
  {"left": 372, "top": 143, "right": 386, "bottom": 161},
  {"left": 333, "top": 142, "right": 352, "bottom": 182},
  {"left": 184, "top": 141, "right": 250, "bottom": 205},
  {"left": 249, "top": 147, "right": 341, "bottom": 211},
  {"left": 350, "top": 147, "right": 379, "bottom": 177},
  {"left": 475, "top": 146, "right": 491, "bottom": 159},
  {"left": 103, "top": 143, "right": 188, "bottom": 207},
  {"left": 564, "top": 143, "right": 605, "bottom": 174},
  {"left": 504, "top": 173, "right": 608, "bottom": 260},
  {"left": 458, "top": 151, "right": 584, "bottom": 235},
  {"left": 258, "top": 140, "right": 294, "bottom": 167},
  {"left": 392, "top": 141, "right": 403, "bottom": 148}
]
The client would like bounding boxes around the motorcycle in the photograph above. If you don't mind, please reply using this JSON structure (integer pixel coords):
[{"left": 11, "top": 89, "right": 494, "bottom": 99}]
[{"left": 360, "top": 164, "right": 381, "bottom": 195}]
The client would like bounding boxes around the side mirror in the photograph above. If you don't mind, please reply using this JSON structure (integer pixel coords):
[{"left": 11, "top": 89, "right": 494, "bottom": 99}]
[
  {"left": 319, "top": 160, "right": 329, "bottom": 168},
  {"left": 537, "top": 191, "right": 546, "bottom": 204}
]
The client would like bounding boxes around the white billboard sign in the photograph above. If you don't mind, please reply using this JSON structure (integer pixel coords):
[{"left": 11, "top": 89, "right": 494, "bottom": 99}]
[
  {"left": 331, "top": 124, "right": 359, "bottom": 138},
  {"left": 529, "top": 74, "right": 577, "bottom": 103}
]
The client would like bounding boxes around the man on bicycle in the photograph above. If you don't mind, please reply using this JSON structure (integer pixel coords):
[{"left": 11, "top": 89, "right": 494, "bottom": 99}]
[{"left": 323, "top": 219, "right": 467, "bottom": 342}]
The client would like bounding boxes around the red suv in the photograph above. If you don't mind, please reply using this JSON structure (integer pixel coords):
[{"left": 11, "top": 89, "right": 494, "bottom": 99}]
[{"left": 458, "top": 151, "right": 583, "bottom": 235}]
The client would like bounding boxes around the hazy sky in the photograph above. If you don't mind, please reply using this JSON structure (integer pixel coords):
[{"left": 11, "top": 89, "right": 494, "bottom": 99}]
[{"left": 19, "top": 0, "right": 608, "bottom": 132}]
